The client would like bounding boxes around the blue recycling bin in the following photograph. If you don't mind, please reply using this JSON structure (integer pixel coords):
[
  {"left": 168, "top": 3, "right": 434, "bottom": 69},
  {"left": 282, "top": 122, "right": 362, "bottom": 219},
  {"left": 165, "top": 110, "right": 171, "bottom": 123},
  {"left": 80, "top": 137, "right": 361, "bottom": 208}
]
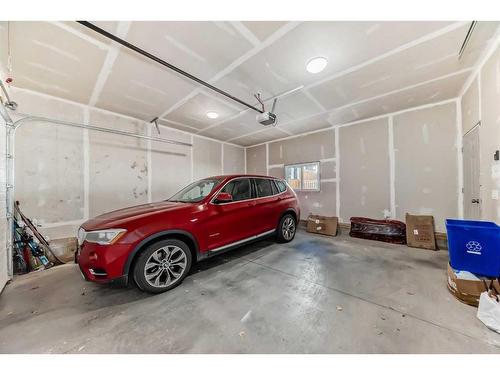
[{"left": 446, "top": 219, "right": 500, "bottom": 277}]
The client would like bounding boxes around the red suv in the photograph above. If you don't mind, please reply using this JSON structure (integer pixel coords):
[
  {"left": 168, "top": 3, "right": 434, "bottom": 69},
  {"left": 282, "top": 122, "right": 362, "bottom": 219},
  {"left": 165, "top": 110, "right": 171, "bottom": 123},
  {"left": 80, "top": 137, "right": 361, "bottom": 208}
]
[{"left": 77, "top": 174, "right": 300, "bottom": 293}]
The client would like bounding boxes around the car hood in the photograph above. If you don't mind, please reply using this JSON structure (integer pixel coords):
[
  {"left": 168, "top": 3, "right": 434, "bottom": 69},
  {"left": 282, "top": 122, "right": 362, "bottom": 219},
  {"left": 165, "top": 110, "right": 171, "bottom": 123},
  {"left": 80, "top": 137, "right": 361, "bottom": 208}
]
[{"left": 81, "top": 201, "right": 193, "bottom": 230}]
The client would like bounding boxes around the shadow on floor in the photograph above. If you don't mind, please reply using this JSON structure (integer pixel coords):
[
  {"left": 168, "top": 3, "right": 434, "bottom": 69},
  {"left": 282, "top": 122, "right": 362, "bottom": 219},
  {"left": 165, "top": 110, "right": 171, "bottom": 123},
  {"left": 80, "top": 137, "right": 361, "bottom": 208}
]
[
  {"left": 190, "top": 237, "right": 275, "bottom": 273},
  {"left": 2, "top": 232, "right": 319, "bottom": 320},
  {"left": 80, "top": 236, "right": 277, "bottom": 304}
]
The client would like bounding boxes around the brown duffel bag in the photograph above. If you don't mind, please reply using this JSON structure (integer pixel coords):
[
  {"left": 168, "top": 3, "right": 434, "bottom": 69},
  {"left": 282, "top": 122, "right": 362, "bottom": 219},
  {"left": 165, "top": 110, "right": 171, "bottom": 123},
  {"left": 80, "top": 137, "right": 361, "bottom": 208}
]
[{"left": 349, "top": 217, "right": 406, "bottom": 244}]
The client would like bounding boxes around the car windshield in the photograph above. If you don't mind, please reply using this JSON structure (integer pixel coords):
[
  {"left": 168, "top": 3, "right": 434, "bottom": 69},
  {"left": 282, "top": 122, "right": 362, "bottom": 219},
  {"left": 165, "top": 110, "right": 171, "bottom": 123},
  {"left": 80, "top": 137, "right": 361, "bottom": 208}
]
[{"left": 167, "top": 178, "right": 222, "bottom": 203}]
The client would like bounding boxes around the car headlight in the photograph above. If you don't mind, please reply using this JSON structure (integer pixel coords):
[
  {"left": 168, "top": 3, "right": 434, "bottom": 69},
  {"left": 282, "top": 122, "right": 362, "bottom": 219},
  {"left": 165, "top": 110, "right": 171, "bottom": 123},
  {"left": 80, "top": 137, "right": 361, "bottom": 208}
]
[
  {"left": 79, "top": 229, "right": 126, "bottom": 245},
  {"left": 77, "top": 227, "right": 86, "bottom": 246}
]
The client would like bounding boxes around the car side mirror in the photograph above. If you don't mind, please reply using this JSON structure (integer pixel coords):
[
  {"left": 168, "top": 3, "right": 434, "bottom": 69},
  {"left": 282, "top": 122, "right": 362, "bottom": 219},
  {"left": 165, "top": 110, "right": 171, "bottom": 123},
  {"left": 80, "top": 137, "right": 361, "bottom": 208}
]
[{"left": 215, "top": 192, "right": 232, "bottom": 203}]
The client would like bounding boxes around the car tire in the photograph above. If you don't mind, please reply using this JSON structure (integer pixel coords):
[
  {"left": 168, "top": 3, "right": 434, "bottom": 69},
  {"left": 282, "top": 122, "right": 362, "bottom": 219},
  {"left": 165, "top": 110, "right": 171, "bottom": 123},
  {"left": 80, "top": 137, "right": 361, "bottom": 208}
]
[
  {"left": 276, "top": 213, "right": 297, "bottom": 243},
  {"left": 133, "top": 239, "right": 192, "bottom": 294}
]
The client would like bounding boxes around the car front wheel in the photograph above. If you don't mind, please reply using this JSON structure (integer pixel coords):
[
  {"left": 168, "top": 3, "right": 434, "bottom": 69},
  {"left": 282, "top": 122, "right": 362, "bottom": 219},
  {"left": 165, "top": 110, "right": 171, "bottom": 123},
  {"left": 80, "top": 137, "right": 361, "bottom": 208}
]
[
  {"left": 277, "top": 213, "right": 296, "bottom": 243},
  {"left": 133, "top": 239, "right": 192, "bottom": 293}
]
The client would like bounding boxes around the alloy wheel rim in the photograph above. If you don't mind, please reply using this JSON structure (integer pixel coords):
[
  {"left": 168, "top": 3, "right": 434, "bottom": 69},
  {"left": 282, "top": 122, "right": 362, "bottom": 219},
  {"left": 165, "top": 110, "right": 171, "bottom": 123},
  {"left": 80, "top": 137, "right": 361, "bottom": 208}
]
[
  {"left": 282, "top": 217, "right": 296, "bottom": 240},
  {"left": 144, "top": 245, "right": 187, "bottom": 288}
]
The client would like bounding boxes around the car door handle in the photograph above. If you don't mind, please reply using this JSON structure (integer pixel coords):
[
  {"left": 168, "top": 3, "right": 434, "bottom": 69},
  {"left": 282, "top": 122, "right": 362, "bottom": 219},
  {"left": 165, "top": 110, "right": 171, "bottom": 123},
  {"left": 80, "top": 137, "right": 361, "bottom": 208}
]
[
  {"left": 471, "top": 198, "right": 480, "bottom": 204},
  {"left": 247, "top": 201, "right": 256, "bottom": 206}
]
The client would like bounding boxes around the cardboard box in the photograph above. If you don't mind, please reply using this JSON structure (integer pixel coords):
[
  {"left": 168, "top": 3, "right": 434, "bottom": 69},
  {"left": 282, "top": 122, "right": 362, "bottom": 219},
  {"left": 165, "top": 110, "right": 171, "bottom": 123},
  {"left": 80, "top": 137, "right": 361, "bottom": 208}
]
[
  {"left": 306, "top": 215, "right": 338, "bottom": 236},
  {"left": 405, "top": 213, "right": 437, "bottom": 250},
  {"left": 446, "top": 263, "right": 500, "bottom": 307}
]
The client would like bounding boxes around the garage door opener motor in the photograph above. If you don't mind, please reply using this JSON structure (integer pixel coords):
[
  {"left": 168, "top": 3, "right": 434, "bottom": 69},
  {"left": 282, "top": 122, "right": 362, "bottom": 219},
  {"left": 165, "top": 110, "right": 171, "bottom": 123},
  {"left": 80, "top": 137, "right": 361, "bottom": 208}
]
[{"left": 254, "top": 93, "right": 278, "bottom": 126}]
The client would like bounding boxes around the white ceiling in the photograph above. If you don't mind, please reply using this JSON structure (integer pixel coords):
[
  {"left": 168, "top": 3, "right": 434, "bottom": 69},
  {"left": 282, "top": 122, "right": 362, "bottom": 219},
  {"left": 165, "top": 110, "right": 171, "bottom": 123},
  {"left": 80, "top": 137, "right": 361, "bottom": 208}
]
[{"left": 1, "top": 21, "right": 498, "bottom": 146}]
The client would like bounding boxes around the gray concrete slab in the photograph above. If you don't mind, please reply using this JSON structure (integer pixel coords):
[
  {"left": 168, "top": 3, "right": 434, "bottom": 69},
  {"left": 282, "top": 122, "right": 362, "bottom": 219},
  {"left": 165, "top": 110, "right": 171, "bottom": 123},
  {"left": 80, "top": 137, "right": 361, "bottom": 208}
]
[{"left": 0, "top": 230, "right": 499, "bottom": 353}]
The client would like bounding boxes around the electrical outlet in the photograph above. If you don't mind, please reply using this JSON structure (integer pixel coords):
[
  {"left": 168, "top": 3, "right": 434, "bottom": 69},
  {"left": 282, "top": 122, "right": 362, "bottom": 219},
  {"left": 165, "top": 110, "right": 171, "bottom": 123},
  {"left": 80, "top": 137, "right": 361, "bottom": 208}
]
[{"left": 492, "top": 190, "right": 499, "bottom": 200}]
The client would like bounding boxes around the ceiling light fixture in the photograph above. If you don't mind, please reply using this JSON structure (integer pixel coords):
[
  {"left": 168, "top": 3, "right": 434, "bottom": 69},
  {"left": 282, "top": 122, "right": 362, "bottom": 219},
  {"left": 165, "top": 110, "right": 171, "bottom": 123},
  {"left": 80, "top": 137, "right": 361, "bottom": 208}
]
[
  {"left": 306, "top": 57, "right": 328, "bottom": 74},
  {"left": 206, "top": 111, "right": 219, "bottom": 119}
]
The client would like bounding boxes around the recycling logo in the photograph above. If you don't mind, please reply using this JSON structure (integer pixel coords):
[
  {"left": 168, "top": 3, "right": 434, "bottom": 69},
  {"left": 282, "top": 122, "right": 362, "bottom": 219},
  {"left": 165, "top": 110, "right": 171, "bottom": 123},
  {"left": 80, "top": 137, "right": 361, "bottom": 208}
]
[{"left": 466, "top": 241, "right": 482, "bottom": 255}]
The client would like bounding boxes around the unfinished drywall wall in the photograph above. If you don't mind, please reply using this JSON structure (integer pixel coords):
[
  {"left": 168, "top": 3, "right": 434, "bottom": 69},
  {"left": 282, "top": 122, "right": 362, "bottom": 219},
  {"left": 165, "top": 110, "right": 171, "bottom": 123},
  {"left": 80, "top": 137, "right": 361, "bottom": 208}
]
[
  {"left": 89, "top": 110, "right": 149, "bottom": 216},
  {"left": 10, "top": 88, "right": 244, "bottom": 240},
  {"left": 296, "top": 181, "right": 337, "bottom": 220},
  {"left": 393, "top": 102, "right": 458, "bottom": 231},
  {"left": 268, "top": 130, "right": 335, "bottom": 165},
  {"left": 193, "top": 137, "right": 222, "bottom": 180},
  {"left": 267, "top": 129, "right": 337, "bottom": 220},
  {"left": 150, "top": 128, "right": 191, "bottom": 201},
  {"left": 479, "top": 45, "right": 500, "bottom": 222},
  {"left": 246, "top": 144, "right": 267, "bottom": 175},
  {"left": 339, "top": 118, "right": 391, "bottom": 222},
  {"left": 250, "top": 101, "right": 459, "bottom": 232},
  {"left": 461, "top": 78, "right": 480, "bottom": 134},
  {"left": 223, "top": 143, "right": 245, "bottom": 174}
]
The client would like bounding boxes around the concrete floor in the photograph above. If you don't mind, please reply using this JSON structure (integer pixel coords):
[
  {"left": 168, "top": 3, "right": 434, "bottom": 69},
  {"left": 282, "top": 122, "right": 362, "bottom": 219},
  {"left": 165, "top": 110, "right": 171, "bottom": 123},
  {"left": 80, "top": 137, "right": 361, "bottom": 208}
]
[{"left": 1, "top": 229, "right": 499, "bottom": 353}]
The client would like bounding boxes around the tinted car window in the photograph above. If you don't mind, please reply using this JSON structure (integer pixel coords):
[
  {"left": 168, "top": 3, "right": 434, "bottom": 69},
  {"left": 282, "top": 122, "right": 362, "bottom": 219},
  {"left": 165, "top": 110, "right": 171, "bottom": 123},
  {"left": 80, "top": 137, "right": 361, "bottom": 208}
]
[
  {"left": 254, "top": 178, "right": 274, "bottom": 198},
  {"left": 220, "top": 179, "right": 252, "bottom": 202},
  {"left": 276, "top": 180, "right": 287, "bottom": 193},
  {"left": 271, "top": 180, "right": 278, "bottom": 195}
]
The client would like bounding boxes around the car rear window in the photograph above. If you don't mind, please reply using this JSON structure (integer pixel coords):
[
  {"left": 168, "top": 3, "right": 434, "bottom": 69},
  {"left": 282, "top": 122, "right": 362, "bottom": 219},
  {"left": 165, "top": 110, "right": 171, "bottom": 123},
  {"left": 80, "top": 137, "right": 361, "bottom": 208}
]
[
  {"left": 275, "top": 180, "right": 287, "bottom": 193},
  {"left": 270, "top": 180, "right": 278, "bottom": 195},
  {"left": 254, "top": 178, "right": 274, "bottom": 198}
]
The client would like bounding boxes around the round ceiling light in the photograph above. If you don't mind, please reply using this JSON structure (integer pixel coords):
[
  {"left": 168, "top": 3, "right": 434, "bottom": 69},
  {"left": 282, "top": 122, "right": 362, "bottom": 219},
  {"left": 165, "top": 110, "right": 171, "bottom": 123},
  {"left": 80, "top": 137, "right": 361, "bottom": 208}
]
[
  {"left": 306, "top": 57, "right": 328, "bottom": 74},
  {"left": 206, "top": 111, "right": 219, "bottom": 119}
]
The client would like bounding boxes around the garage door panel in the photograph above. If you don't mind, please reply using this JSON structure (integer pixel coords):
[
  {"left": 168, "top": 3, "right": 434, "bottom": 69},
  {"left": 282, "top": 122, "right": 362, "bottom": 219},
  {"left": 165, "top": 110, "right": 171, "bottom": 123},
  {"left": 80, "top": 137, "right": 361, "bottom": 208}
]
[{"left": 13, "top": 90, "right": 85, "bottom": 224}]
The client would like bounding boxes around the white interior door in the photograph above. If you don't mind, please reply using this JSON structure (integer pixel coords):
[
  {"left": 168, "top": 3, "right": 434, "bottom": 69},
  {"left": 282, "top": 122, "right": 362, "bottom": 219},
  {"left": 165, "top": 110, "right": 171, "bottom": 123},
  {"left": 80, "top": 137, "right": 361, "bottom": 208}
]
[{"left": 463, "top": 124, "right": 481, "bottom": 220}]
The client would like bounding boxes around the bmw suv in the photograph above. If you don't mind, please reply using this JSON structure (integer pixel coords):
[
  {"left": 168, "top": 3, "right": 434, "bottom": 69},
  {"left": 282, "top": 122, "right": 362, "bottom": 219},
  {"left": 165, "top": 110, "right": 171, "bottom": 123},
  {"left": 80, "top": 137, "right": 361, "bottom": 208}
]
[{"left": 77, "top": 174, "right": 300, "bottom": 293}]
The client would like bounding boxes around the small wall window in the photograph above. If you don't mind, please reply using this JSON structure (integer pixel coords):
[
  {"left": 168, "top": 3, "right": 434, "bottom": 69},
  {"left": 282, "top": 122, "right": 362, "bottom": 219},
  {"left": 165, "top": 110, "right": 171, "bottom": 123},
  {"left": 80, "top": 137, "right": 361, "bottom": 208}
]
[{"left": 285, "top": 162, "right": 320, "bottom": 191}]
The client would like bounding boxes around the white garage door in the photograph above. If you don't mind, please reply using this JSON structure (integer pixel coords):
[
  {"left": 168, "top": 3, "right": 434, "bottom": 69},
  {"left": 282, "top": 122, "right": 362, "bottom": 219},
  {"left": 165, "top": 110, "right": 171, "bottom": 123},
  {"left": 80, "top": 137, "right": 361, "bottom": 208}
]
[{"left": 0, "top": 120, "right": 9, "bottom": 293}]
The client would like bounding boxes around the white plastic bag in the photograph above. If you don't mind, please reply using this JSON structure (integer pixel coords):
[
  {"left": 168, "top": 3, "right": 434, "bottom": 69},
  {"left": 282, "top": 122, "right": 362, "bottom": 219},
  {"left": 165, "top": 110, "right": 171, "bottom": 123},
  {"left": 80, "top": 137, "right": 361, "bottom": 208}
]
[{"left": 477, "top": 291, "right": 500, "bottom": 334}]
